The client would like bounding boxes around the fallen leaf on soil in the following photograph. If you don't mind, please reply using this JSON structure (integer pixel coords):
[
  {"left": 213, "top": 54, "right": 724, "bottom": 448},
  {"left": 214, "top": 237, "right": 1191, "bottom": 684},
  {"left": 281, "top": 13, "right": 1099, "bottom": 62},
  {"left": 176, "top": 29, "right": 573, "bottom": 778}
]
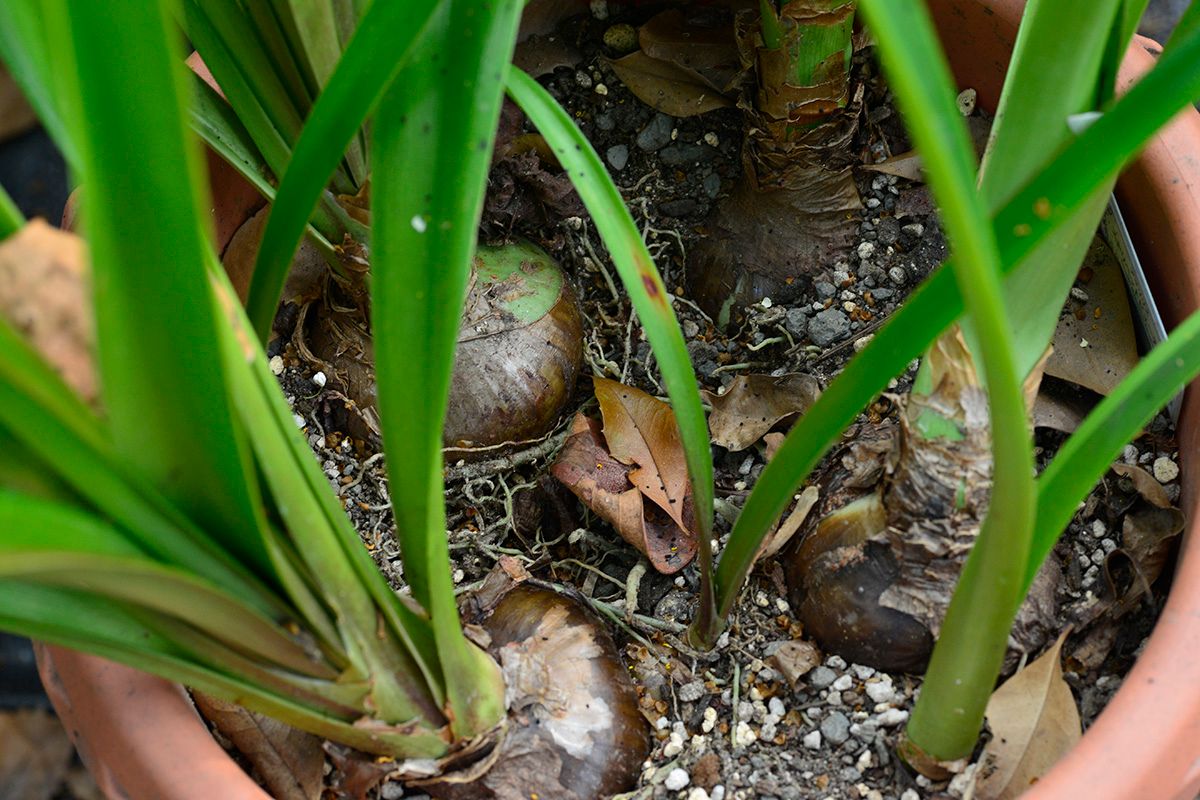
[
  {"left": 192, "top": 692, "right": 324, "bottom": 800},
  {"left": 595, "top": 376, "right": 692, "bottom": 532},
  {"left": 763, "top": 432, "right": 786, "bottom": 461},
  {"left": 637, "top": 9, "right": 741, "bottom": 94},
  {"left": 0, "top": 220, "right": 96, "bottom": 405},
  {"left": 862, "top": 150, "right": 924, "bottom": 182},
  {"left": 706, "top": 373, "right": 821, "bottom": 451},
  {"left": 607, "top": 50, "right": 734, "bottom": 117},
  {"left": 0, "top": 708, "right": 74, "bottom": 800},
  {"left": 974, "top": 634, "right": 1080, "bottom": 800},
  {"left": 767, "top": 639, "right": 822, "bottom": 689},
  {"left": 1044, "top": 239, "right": 1138, "bottom": 396},
  {"left": 551, "top": 414, "right": 696, "bottom": 574},
  {"left": 512, "top": 34, "right": 581, "bottom": 78},
  {"left": 1104, "top": 464, "right": 1185, "bottom": 616}
]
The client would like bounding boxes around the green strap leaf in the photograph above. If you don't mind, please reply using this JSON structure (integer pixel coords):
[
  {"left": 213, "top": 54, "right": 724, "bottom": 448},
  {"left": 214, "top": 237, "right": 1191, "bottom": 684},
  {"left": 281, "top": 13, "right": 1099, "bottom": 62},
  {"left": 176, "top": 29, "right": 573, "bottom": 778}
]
[
  {"left": 506, "top": 68, "right": 719, "bottom": 639},
  {"left": 372, "top": 0, "right": 522, "bottom": 739},
  {"left": 247, "top": 0, "right": 443, "bottom": 342},
  {"left": 47, "top": 0, "right": 272, "bottom": 574}
]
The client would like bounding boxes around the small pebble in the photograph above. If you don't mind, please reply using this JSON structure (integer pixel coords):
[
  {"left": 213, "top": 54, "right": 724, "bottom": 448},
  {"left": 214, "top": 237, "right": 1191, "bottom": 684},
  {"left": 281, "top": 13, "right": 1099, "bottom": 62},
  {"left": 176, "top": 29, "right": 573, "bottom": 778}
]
[
  {"left": 734, "top": 720, "right": 757, "bottom": 747},
  {"left": 292, "top": 413, "right": 306, "bottom": 429},
  {"left": 268, "top": 355, "right": 285, "bottom": 375},
  {"left": 636, "top": 113, "right": 674, "bottom": 152},
  {"left": 803, "top": 730, "right": 823, "bottom": 750},
  {"left": 888, "top": 266, "right": 908, "bottom": 286},
  {"left": 711, "top": 787, "right": 726, "bottom": 800},
  {"left": 664, "top": 768, "right": 690, "bottom": 791},
  {"left": 1123, "top": 444, "right": 1139, "bottom": 463},
  {"left": 1091, "top": 519, "right": 1107, "bottom": 538},
  {"left": 663, "top": 732, "right": 685, "bottom": 758},
  {"left": 688, "top": 788, "right": 710, "bottom": 800},
  {"left": 1154, "top": 456, "right": 1180, "bottom": 483},
  {"left": 809, "top": 666, "right": 838, "bottom": 689},
  {"left": 831, "top": 674, "right": 853, "bottom": 692},
  {"left": 594, "top": 83, "right": 608, "bottom": 96},
  {"left": 312, "top": 371, "right": 327, "bottom": 387},
  {"left": 590, "top": 0, "right": 609, "bottom": 19},
  {"left": 602, "top": 23, "right": 638, "bottom": 53},
  {"left": 821, "top": 711, "right": 852, "bottom": 745},
  {"left": 857, "top": 241, "right": 876, "bottom": 260},
  {"left": 901, "top": 223, "right": 925, "bottom": 237},
  {"left": 768, "top": 697, "right": 786, "bottom": 717},
  {"left": 864, "top": 679, "right": 895, "bottom": 705},
  {"left": 702, "top": 707, "right": 718, "bottom": 733},
  {"left": 876, "top": 708, "right": 909, "bottom": 727},
  {"left": 606, "top": 144, "right": 629, "bottom": 170},
  {"left": 900, "top": 791, "right": 920, "bottom": 800}
]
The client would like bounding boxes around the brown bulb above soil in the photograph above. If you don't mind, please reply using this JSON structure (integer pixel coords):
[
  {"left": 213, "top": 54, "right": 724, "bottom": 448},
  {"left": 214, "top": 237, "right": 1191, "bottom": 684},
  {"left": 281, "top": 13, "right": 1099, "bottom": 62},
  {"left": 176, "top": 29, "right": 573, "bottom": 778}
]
[
  {"left": 222, "top": 212, "right": 583, "bottom": 449},
  {"left": 422, "top": 580, "right": 649, "bottom": 799}
]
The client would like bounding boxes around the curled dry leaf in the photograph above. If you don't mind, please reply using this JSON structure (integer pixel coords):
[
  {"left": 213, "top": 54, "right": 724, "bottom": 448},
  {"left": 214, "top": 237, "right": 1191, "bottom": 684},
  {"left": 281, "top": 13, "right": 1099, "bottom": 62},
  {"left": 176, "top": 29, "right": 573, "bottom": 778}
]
[
  {"left": 0, "top": 220, "right": 97, "bottom": 406},
  {"left": 974, "top": 635, "right": 1080, "bottom": 800},
  {"left": 551, "top": 381, "right": 698, "bottom": 573},
  {"left": 706, "top": 373, "right": 821, "bottom": 451},
  {"left": 192, "top": 692, "right": 324, "bottom": 800},
  {"left": 1045, "top": 238, "right": 1139, "bottom": 396},
  {"left": 1104, "top": 463, "right": 1185, "bottom": 615},
  {"left": 862, "top": 150, "right": 924, "bottom": 182}
]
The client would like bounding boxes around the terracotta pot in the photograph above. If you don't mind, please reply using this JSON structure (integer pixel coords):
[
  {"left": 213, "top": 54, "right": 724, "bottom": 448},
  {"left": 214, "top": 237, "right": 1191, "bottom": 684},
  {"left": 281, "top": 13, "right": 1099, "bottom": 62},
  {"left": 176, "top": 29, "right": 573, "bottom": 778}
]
[{"left": 36, "top": 1, "right": 1200, "bottom": 798}]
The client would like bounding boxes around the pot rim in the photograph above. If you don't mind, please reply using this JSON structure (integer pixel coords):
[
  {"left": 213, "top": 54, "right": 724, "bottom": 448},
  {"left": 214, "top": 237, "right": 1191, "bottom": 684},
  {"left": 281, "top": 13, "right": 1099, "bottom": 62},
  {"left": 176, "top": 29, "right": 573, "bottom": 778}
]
[{"left": 37, "top": 2, "right": 1200, "bottom": 798}]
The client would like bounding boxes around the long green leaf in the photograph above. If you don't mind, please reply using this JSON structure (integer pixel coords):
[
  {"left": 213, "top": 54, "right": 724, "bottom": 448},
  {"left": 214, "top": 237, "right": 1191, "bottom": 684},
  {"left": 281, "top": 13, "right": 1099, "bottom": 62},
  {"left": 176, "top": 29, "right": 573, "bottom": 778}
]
[
  {"left": 0, "top": 2, "right": 79, "bottom": 170},
  {"left": 714, "top": 14, "right": 1200, "bottom": 615},
  {"left": 0, "top": 583, "right": 445, "bottom": 757},
  {"left": 1030, "top": 308, "right": 1200, "bottom": 590},
  {"left": 861, "top": 0, "right": 1035, "bottom": 761},
  {"left": 48, "top": 0, "right": 272, "bottom": 574},
  {"left": 247, "top": 0, "right": 442, "bottom": 342},
  {"left": 373, "top": 0, "right": 523, "bottom": 739},
  {"left": 970, "top": 0, "right": 1124, "bottom": 377},
  {"left": 212, "top": 273, "right": 445, "bottom": 728},
  {"left": 0, "top": 318, "right": 277, "bottom": 615},
  {"left": 506, "top": 68, "right": 721, "bottom": 641}
]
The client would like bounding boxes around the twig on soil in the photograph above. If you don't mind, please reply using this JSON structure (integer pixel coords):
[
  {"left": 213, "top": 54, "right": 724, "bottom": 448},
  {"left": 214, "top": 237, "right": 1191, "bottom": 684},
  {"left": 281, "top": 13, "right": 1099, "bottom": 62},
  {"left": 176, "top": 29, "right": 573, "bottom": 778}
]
[
  {"left": 443, "top": 430, "right": 568, "bottom": 484},
  {"left": 625, "top": 559, "right": 648, "bottom": 623}
]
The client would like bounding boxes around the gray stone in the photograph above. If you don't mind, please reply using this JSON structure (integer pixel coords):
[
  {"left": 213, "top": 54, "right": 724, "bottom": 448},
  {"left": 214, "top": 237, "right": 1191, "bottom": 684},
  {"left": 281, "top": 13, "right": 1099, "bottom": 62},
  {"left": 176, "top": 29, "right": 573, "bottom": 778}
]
[
  {"left": 636, "top": 112, "right": 674, "bottom": 151},
  {"left": 809, "top": 665, "right": 838, "bottom": 689},
  {"left": 595, "top": 112, "right": 615, "bottom": 131},
  {"left": 606, "top": 144, "right": 629, "bottom": 170},
  {"left": 660, "top": 144, "right": 713, "bottom": 165},
  {"left": 821, "top": 711, "right": 852, "bottom": 745},
  {"left": 871, "top": 288, "right": 894, "bottom": 300},
  {"left": 888, "top": 266, "right": 908, "bottom": 286},
  {"left": 785, "top": 308, "right": 808, "bottom": 338},
  {"left": 875, "top": 217, "right": 900, "bottom": 246},
  {"left": 815, "top": 281, "right": 837, "bottom": 299},
  {"left": 702, "top": 171, "right": 722, "bottom": 199},
  {"left": 808, "top": 309, "right": 851, "bottom": 347}
]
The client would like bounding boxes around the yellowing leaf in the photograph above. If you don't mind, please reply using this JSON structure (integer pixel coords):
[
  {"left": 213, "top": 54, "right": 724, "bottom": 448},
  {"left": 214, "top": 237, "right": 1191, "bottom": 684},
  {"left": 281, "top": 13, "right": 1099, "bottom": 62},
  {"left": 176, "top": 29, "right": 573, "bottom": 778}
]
[{"left": 975, "top": 635, "right": 1080, "bottom": 800}]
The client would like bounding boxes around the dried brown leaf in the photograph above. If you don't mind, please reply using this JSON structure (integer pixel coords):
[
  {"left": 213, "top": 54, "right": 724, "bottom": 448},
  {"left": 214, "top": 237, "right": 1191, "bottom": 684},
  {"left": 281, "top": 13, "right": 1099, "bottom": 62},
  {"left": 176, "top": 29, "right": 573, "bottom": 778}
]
[
  {"left": 594, "top": 377, "right": 692, "bottom": 532},
  {"left": 1045, "top": 238, "right": 1139, "bottom": 396},
  {"left": 1104, "top": 464, "right": 1184, "bottom": 615},
  {"left": 551, "top": 414, "right": 695, "bottom": 574},
  {"left": 607, "top": 50, "right": 734, "bottom": 117},
  {"left": 975, "top": 635, "right": 1080, "bottom": 800},
  {"left": 0, "top": 220, "right": 96, "bottom": 405},
  {"left": 638, "top": 10, "right": 741, "bottom": 93},
  {"left": 193, "top": 692, "right": 324, "bottom": 800},
  {"left": 0, "top": 708, "right": 74, "bottom": 800},
  {"left": 756, "top": 485, "right": 819, "bottom": 562},
  {"left": 767, "top": 640, "right": 822, "bottom": 689},
  {"left": 706, "top": 373, "right": 821, "bottom": 451},
  {"left": 862, "top": 150, "right": 924, "bottom": 182},
  {"left": 513, "top": 34, "right": 581, "bottom": 78},
  {"left": 1031, "top": 380, "right": 1094, "bottom": 434}
]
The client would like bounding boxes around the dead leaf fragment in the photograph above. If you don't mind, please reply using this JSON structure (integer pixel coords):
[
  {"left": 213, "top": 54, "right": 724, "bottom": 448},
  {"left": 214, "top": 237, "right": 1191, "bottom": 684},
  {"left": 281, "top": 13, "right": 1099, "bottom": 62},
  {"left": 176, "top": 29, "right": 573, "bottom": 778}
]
[
  {"left": 1044, "top": 238, "right": 1138, "bottom": 396},
  {"left": 607, "top": 50, "right": 734, "bottom": 117},
  {"left": 862, "top": 150, "right": 924, "bottom": 182},
  {"left": 193, "top": 692, "right": 324, "bottom": 800},
  {"left": 594, "top": 376, "right": 692, "bottom": 532},
  {"left": 975, "top": 635, "right": 1080, "bottom": 800},
  {"left": 551, "top": 414, "right": 696, "bottom": 574},
  {"left": 0, "top": 708, "right": 74, "bottom": 800},
  {"left": 767, "top": 640, "right": 822, "bottom": 689},
  {"left": 706, "top": 373, "right": 821, "bottom": 451},
  {"left": 1104, "top": 464, "right": 1184, "bottom": 615},
  {"left": 0, "top": 220, "right": 96, "bottom": 405}
]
